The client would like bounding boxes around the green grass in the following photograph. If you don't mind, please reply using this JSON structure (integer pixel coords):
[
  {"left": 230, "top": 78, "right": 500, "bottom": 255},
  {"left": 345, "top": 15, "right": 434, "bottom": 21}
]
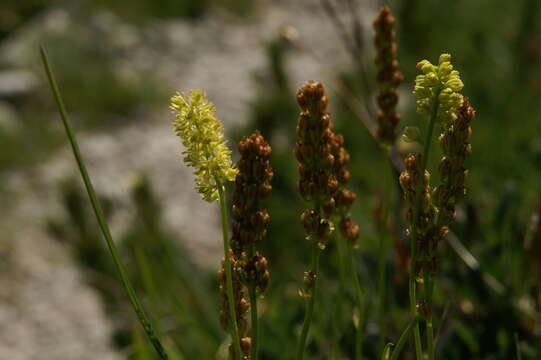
[{"left": 41, "top": 45, "right": 169, "bottom": 359}]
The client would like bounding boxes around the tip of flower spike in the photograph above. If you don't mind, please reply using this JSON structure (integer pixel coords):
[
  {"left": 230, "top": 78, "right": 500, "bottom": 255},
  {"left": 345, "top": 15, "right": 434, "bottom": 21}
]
[
  {"left": 416, "top": 60, "right": 435, "bottom": 74},
  {"left": 297, "top": 80, "right": 326, "bottom": 110},
  {"left": 439, "top": 53, "right": 451, "bottom": 64},
  {"left": 413, "top": 53, "right": 464, "bottom": 121}
]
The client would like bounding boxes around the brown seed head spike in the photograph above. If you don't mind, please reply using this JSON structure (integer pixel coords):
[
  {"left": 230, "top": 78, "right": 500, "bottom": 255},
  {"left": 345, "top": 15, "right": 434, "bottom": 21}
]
[
  {"left": 230, "top": 131, "right": 272, "bottom": 296},
  {"left": 231, "top": 131, "right": 273, "bottom": 256},
  {"left": 295, "top": 81, "right": 336, "bottom": 217},
  {"left": 373, "top": 5, "right": 403, "bottom": 145},
  {"left": 221, "top": 131, "right": 273, "bottom": 359}
]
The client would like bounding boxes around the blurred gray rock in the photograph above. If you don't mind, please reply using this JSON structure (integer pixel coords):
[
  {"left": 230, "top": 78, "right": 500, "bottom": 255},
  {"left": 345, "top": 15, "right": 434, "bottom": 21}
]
[{"left": 0, "top": 69, "right": 37, "bottom": 100}]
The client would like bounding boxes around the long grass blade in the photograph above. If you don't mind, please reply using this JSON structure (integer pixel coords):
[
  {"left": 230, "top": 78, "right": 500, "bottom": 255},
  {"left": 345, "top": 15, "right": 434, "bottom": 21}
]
[{"left": 40, "top": 45, "right": 169, "bottom": 359}]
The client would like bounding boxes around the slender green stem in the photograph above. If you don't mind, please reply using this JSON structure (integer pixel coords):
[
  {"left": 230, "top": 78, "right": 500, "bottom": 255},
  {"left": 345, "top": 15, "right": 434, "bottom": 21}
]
[
  {"left": 346, "top": 236, "right": 364, "bottom": 360},
  {"left": 377, "top": 232, "right": 387, "bottom": 350},
  {"left": 408, "top": 276, "right": 423, "bottom": 359},
  {"left": 296, "top": 238, "right": 321, "bottom": 360},
  {"left": 408, "top": 89, "right": 441, "bottom": 360},
  {"left": 333, "top": 230, "right": 348, "bottom": 357},
  {"left": 40, "top": 46, "right": 169, "bottom": 359},
  {"left": 249, "top": 286, "right": 258, "bottom": 359},
  {"left": 377, "top": 147, "right": 395, "bottom": 351},
  {"left": 515, "top": 333, "right": 522, "bottom": 360},
  {"left": 217, "top": 185, "right": 242, "bottom": 360},
  {"left": 248, "top": 245, "right": 259, "bottom": 360},
  {"left": 390, "top": 317, "right": 421, "bottom": 360},
  {"left": 426, "top": 315, "right": 435, "bottom": 360},
  {"left": 381, "top": 344, "right": 393, "bottom": 360},
  {"left": 424, "top": 268, "right": 435, "bottom": 360}
]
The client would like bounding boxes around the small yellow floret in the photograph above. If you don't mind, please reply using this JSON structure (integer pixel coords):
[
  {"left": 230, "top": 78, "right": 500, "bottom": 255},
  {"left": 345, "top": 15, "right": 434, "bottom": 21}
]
[
  {"left": 413, "top": 53, "right": 464, "bottom": 124},
  {"left": 171, "top": 89, "right": 237, "bottom": 202}
]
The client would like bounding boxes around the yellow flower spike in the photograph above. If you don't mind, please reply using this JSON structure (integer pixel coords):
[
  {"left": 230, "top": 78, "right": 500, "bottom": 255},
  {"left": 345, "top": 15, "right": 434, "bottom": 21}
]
[
  {"left": 171, "top": 89, "right": 238, "bottom": 202},
  {"left": 413, "top": 53, "right": 464, "bottom": 125}
]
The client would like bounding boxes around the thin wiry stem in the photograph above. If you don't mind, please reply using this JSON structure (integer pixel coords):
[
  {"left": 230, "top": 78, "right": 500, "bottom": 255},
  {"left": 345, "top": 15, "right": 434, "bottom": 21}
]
[
  {"left": 40, "top": 46, "right": 169, "bottom": 360},
  {"left": 248, "top": 245, "right": 260, "bottom": 360},
  {"left": 515, "top": 333, "right": 522, "bottom": 360},
  {"left": 217, "top": 184, "right": 243, "bottom": 360},
  {"left": 409, "top": 90, "right": 441, "bottom": 360},
  {"left": 389, "top": 317, "right": 421, "bottom": 360},
  {"left": 345, "top": 234, "right": 364, "bottom": 360},
  {"left": 424, "top": 262, "right": 435, "bottom": 360},
  {"left": 333, "top": 230, "right": 348, "bottom": 357},
  {"left": 377, "top": 148, "right": 396, "bottom": 352},
  {"left": 296, "top": 239, "right": 321, "bottom": 360}
]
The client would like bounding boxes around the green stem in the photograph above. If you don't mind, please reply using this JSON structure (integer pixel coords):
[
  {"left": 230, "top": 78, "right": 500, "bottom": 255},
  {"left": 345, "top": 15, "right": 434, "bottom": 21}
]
[
  {"left": 40, "top": 46, "right": 169, "bottom": 359},
  {"left": 333, "top": 231, "right": 348, "bottom": 356},
  {"left": 217, "top": 185, "right": 242, "bottom": 360},
  {"left": 424, "top": 269, "right": 435, "bottom": 360},
  {"left": 515, "top": 333, "right": 522, "bottom": 360},
  {"left": 377, "top": 233, "right": 387, "bottom": 350},
  {"left": 409, "top": 89, "right": 441, "bottom": 360},
  {"left": 426, "top": 315, "right": 435, "bottom": 360},
  {"left": 248, "top": 245, "right": 259, "bottom": 360},
  {"left": 346, "top": 236, "right": 364, "bottom": 360},
  {"left": 381, "top": 344, "right": 393, "bottom": 360},
  {"left": 377, "top": 148, "right": 395, "bottom": 351},
  {"left": 390, "top": 317, "right": 421, "bottom": 360},
  {"left": 296, "top": 239, "right": 321, "bottom": 360},
  {"left": 408, "top": 276, "right": 423, "bottom": 360}
]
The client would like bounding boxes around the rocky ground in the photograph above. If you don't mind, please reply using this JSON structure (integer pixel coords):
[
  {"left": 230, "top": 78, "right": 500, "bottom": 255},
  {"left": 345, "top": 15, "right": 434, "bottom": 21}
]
[{"left": 0, "top": 0, "right": 373, "bottom": 358}]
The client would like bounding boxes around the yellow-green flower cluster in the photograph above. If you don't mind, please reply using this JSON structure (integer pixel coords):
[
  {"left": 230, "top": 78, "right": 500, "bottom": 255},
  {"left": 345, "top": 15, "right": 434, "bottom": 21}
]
[
  {"left": 171, "top": 89, "right": 237, "bottom": 202},
  {"left": 413, "top": 53, "right": 464, "bottom": 124}
]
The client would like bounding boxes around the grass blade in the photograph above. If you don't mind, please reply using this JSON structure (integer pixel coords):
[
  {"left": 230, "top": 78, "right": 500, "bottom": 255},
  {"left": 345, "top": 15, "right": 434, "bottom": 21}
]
[{"left": 40, "top": 45, "right": 169, "bottom": 360}]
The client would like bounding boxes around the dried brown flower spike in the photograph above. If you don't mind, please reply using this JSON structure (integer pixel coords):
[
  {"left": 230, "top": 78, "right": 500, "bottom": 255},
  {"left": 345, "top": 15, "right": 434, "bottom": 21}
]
[
  {"left": 232, "top": 131, "right": 272, "bottom": 294},
  {"left": 373, "top": 5, "right": 403, "bottom": 145},
  {"left": 295, "top": 81, "right": 337, "bottom": 236},
  {"left": 228, "top": 131, "right": 273, "bottom": 360},
  {"left": 295, "top": 80, "right": 337, "bottom": 360}
]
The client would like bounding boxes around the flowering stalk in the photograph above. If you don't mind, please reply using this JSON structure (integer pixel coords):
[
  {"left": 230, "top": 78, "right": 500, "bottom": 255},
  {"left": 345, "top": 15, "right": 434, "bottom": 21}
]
[
  {"left": 170, "top": 90, "right": 242, "bottom": 360},
  {"left": 373, "top": 6, "right": 403, "bottom": 349},
  {"left": 400, "top": 54, "right": 465, "bottom": 359},
  {"left": 231, "top": 131, "right": 273, "bottom": 360},
  {"left": 295, "top": 81, "right": 337, "bottom": 360},
  {"left": 218, "top": 188, "right": 245, "bottom": 360}
]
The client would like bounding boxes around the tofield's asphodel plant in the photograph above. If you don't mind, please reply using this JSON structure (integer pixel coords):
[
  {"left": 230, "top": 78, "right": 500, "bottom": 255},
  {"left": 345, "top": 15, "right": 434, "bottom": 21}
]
[
  {"left": 230, "top": 131, "right": 273, "bottom": 360},
  {"left": 399, "top": 54, "right": 474, "bottom": 360},
  {"left": 295, "top": 81, "right": 337, "bottom": 360},
  {"left": 170, "top": 90, "right": 243, "bottom": 360},
  {"left": 372, "top": 6, "right": 403, "bottom": 350}
]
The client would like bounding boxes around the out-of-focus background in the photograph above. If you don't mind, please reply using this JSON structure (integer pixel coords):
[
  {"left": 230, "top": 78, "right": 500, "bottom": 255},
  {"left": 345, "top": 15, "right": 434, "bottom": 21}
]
[{"left": 0, "top": 0, "right": 540, "bottom": 359}]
